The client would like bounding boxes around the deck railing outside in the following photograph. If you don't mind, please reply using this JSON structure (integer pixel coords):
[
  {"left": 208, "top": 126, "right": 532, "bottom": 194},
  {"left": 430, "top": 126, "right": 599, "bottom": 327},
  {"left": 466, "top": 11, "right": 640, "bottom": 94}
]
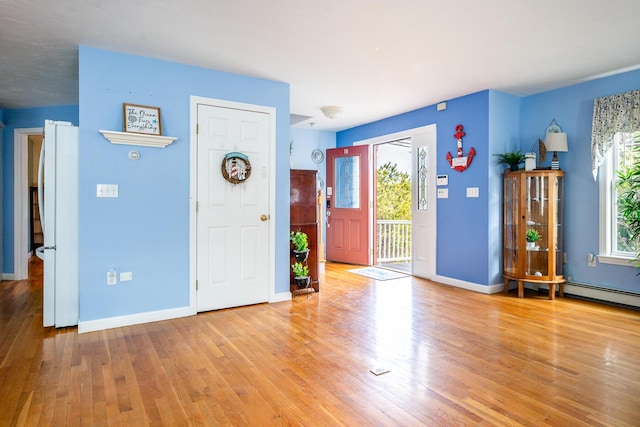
[{"left": 376, "top": 220, "right": 411, "bottom": 263}]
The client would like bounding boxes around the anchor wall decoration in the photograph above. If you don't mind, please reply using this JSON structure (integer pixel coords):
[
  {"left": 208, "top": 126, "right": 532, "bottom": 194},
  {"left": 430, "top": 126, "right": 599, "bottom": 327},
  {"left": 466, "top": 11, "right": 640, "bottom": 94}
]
[{"left": 446, "top": 124, "right": 476, "bottom": 172}]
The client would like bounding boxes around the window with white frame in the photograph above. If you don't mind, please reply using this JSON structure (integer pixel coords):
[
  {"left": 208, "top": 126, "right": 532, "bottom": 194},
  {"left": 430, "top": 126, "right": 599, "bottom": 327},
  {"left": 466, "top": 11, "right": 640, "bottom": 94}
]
[{"left": 599, "top": 131, "right": 640, "bottom": 264}]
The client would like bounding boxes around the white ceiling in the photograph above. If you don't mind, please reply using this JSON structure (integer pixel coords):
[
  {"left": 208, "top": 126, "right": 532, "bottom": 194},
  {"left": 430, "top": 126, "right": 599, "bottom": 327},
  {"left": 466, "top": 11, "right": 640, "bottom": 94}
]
[{"left": 2, "top": 0, "right": 640, "bottom": 132}]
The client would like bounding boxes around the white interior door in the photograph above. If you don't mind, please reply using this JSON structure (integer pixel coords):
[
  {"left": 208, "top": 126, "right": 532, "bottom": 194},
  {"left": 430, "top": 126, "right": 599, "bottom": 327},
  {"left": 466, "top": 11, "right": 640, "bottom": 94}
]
[
  {"left": 196, "top": 104, "right": 271, "bottom": 312},
  {"left": 411, "top": 126, "right": 437, "bottom": 279}
]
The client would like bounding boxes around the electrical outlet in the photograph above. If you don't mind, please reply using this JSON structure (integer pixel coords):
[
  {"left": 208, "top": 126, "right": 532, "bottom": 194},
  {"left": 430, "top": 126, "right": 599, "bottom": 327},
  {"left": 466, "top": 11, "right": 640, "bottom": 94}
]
[
  {"left": 120, "top": 272, "right": 133, "bottom": 281},
  {"left": 588, "top": 253, "right": 597, "bottom": 267}
]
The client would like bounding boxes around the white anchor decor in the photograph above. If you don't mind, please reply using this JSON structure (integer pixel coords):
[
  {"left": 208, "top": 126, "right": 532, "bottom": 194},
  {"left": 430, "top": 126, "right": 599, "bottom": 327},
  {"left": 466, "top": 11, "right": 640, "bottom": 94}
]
[
  {"left": 446, "top": 124, "right": 476, "bottom": 172},
  {"left": 221, "top": 152, "right": 252, "bottom": 184}
]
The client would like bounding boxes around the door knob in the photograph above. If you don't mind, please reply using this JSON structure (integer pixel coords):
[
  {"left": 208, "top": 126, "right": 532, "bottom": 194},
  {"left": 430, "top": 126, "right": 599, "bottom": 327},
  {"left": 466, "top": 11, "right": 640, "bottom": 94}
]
[{"left": 260, "top": 214, "right": 270, "bottom": 222}]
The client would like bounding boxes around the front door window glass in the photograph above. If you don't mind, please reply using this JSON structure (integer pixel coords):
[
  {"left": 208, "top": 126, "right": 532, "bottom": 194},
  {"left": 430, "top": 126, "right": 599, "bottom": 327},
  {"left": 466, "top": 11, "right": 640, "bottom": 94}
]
[{"left": 334, "top": 156, "right": 360, "bottom": 209}]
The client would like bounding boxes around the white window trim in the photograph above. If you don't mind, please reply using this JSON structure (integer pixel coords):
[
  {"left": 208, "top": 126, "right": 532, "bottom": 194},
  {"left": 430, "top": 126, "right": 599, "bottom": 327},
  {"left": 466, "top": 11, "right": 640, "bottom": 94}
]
[{"left": 598, "top": 133, "right": 637, "bottom": 266}]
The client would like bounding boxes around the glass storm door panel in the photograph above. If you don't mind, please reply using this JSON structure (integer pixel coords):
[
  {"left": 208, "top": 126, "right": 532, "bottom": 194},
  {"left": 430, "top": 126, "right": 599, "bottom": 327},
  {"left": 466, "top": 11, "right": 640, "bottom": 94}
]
[
  {"left": 325, "top": 146, "right": 370, "bottom": 265},
  {"left": 503, "top": 174, "right": 519, "bottom": 276}
]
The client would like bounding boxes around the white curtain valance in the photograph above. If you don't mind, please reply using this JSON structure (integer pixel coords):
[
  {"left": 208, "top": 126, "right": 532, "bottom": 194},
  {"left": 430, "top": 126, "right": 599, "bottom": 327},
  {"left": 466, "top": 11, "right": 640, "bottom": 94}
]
[{"left": 591, "top": 89, "right": 640, "bottom": 180}]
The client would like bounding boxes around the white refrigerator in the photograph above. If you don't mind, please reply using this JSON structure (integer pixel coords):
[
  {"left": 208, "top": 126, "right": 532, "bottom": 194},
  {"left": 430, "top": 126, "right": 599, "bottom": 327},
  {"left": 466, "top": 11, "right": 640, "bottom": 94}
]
[{"left": 36, "top": 120, "right": 79, "bottom": 327}]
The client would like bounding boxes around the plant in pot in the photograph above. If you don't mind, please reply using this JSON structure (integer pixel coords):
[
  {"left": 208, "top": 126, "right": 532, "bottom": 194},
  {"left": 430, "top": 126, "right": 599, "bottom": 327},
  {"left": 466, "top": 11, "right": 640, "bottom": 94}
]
[
  {"left": 291, "top": 262, "right": 310, "bottom": 289},
  {"left": 494, "top": 150, "right": 526, "bottom": 172},
  {"left": 290, "top": 230, "right": 309, "bottom": 262},
  {"left": 526, "top": 228, "right": 540, "bottom": 250},
  {"left": 616, "top": 159, "right": 640, "bottom": 271}
]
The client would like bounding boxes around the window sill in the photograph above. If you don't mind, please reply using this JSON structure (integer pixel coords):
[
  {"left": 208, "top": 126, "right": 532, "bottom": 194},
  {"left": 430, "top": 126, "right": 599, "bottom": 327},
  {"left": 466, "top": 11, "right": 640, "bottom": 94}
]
[{"left": 598, "top": 255, "right": 637, "bottom": 267}]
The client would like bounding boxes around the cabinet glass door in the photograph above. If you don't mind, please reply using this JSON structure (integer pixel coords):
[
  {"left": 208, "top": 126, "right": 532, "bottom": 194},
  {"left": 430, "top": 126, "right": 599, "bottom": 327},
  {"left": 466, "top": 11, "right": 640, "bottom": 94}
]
[
  {"left": 554, "top": 176, "right": 564, "bottom": 276},
  {"left": 525, "top": 175, "right": 549, "bottom": 277},
  {"left": 503, "top": 174, "right": 519, "bottom": 275}
]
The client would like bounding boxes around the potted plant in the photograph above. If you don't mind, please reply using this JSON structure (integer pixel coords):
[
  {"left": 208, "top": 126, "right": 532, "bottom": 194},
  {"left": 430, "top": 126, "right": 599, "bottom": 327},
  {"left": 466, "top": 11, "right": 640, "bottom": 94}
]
[
  {"left": 494, "top": 150, "right": 526, "bottom": 171},
  {"left": 526, "top": 228, "right": 540, "bottom": 249},
  {"left": 290, "top": 230, "right": 309, "bottom": 262},
  {"left": 616, "top": 161, "right": 640, "bottom": 271},
  {"left": 291, "top": 262, "right": 310, "bottom": 288}
]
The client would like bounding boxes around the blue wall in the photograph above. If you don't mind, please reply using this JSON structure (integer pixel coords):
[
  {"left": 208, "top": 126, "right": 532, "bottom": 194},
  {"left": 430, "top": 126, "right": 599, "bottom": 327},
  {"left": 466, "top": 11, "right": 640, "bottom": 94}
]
[
  {"left": 521, "top": 69, "right": 640, "bottom": 292},
  {"left": 338, "top": 90, "right": 503, "bottom": 286},
  {"left": 290, "top": 127, "right": 335, "bottom": 181},
  {"left": 3, "top": 47, "right": 638, "bottom": 319},
  {"left": 1, "top": 105, "right": 79, "bottom": 273},
  {"left": 338, "top": 69, "right": 640, "bottom": 292},
  {"left": 78, "top": 46, "right": 290, "bottom": 321},
  {"left": 488, "top": 91, "right": 522, "bottom": 283}
]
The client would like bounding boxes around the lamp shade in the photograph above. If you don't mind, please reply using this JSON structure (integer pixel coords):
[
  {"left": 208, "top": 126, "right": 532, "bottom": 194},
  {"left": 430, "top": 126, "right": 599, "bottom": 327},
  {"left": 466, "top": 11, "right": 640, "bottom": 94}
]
[{"left": 544, "top": 132, "right": 568, "bottom": 152}]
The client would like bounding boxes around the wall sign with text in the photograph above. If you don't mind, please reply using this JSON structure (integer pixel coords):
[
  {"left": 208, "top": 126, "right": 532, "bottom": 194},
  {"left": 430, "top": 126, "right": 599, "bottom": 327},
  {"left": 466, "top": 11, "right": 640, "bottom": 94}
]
[{"left": 123, "top": 103, "right": 162, "bottom": 135}]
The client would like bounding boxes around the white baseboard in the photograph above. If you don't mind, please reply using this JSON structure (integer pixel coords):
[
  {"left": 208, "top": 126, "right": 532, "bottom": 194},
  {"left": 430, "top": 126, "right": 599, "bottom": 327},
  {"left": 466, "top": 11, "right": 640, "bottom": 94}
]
[
  {"left": 270, "top": 291, "right": 292, "bottom": 303},
  {"left": 78, "top": 306, "right": 194, "bottom": 334},
  {"left": 77, "top": 294, "right": 296, "bottom": 333},
  {"left": 433, "top": 275, "right": 503, "bottom": 294},
  {"left": 2, "top": 273, "right": 16, "bottom": 280}
]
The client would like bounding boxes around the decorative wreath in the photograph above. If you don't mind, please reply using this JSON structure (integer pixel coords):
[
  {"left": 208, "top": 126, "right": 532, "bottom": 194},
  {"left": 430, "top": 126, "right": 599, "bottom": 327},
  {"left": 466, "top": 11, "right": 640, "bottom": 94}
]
[{"left": 221, "top": 152, "right": 252, "bottom": 184}]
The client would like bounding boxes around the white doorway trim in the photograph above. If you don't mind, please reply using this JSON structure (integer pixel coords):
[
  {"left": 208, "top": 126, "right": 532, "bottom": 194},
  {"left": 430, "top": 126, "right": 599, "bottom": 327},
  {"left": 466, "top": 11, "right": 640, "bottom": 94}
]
[
  {"left": 189, "top": 96, "right": 277, "bottom": 313},
  {"left": 354, "top": 124, "right": 437, "bottom": 278},
  {"left": 13, "top": 127, "right": 43, "bottom": 280}
]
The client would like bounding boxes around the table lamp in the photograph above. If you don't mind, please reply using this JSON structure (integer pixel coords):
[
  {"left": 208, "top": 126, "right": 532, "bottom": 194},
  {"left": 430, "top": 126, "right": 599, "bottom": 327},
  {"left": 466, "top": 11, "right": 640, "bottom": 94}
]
[{"left": 544, "top": 132, "right": 568, "bottom": 170}]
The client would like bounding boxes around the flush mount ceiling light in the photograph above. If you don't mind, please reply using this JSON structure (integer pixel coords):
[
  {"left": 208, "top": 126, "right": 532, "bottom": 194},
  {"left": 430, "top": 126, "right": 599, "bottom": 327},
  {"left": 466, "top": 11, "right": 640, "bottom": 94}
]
[{"left": 320, "top": 105, "right": 343, "bottom": 119}]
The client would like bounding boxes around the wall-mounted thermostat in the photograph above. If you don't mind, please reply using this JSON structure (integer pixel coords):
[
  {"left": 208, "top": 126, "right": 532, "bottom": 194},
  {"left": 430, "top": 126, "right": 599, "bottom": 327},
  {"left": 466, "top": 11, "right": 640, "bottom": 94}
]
[{"left": 436, "top": 174, "right": 449, "bottom": 186}]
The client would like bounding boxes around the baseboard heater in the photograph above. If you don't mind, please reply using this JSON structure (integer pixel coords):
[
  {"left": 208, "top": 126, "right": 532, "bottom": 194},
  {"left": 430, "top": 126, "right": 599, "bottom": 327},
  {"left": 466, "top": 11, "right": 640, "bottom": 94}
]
[{"left": 563, "top": 281, "right": 640, "bottom": 310}]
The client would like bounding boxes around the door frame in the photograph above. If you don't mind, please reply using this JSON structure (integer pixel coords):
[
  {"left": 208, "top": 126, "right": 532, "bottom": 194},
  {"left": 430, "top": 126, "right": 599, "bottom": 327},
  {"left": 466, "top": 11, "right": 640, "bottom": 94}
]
[
  {"left": 13, "top": 127, "right": 43, "bottom": 280},
  {"left": 189, "top": 96, "right": 276, "bottom": 313},
  {"left": 354, "top": 124, "right": 437, "bottom": 278}
]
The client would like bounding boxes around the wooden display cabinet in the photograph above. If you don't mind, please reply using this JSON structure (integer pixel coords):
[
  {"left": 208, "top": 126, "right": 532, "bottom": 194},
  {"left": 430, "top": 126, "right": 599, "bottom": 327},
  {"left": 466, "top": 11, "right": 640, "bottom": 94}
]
[
  {"left": 503, "top": 170, "right": 565, "bottom": 299},
  {"left": 290, "top": 169, "right": 320, "bottom": 293}
]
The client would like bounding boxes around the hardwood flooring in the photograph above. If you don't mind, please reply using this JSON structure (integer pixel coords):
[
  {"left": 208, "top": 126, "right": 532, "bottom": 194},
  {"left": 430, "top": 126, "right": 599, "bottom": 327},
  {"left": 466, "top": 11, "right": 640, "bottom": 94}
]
[{"left": 1, "top": 258, "right": 639, "bottom": 426}]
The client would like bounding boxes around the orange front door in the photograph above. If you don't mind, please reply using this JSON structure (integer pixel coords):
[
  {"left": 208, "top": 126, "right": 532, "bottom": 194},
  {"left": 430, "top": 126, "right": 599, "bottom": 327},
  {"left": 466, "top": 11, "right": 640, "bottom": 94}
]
[{"left": 325, "top": 146, "right": 370, "bottom": 265}]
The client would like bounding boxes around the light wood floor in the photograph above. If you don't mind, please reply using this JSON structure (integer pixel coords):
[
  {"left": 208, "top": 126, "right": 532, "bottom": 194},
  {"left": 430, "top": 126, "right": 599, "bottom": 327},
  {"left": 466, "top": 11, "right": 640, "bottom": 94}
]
[{"left": 1, "top": 259, "right": 639, "bottom": 426}]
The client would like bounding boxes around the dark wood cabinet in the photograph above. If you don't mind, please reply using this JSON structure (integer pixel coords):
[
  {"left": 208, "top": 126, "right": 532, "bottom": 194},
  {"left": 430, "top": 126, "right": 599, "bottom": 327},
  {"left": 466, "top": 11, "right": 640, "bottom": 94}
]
[{"left": 290, "top": 169, "right": 319, "bottom": 293}]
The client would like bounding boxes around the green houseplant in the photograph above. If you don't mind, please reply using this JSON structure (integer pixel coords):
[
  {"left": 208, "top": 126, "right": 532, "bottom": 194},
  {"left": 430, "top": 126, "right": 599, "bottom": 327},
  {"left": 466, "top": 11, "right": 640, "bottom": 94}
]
[
  {"left": 290, "top": 230, "right": 309, "bottom": 262},
  {"left": 526, "top": 228, "right": 540, "bottom": 249},
  {"left": 526, "top": 228, "right": 540, "bottom": 242},
  {"left": 494, "top": 150, "right": 526, "bottom": 171},
  {"left": 616, "top": 161, "right": 640, "bottom": 270},
  {"left": 291, "top": 262, "right": 310, "bottom": 288}
]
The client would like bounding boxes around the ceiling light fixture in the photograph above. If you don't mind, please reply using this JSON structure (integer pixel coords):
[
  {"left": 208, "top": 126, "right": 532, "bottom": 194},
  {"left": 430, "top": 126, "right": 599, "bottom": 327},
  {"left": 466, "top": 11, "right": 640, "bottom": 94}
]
[{"left": 320, "top": 105, "right": 343, "bottom": 120}]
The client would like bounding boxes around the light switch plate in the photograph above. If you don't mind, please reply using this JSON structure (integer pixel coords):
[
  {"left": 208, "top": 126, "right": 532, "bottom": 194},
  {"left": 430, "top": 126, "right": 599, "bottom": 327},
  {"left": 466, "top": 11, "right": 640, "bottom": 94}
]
[
  {"left": 437, "top": 188, "right": 448, "bottom": 198},
  {"left": 466, "top": 187, "right": 479, "bottom": 198}
]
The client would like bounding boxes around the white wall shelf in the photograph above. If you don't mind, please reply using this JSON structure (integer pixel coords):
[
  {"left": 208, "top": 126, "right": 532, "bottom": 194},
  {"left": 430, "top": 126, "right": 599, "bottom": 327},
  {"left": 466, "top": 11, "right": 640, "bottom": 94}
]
[{"left": 99, "top": 130, "right": 177, "bottom": 148}]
